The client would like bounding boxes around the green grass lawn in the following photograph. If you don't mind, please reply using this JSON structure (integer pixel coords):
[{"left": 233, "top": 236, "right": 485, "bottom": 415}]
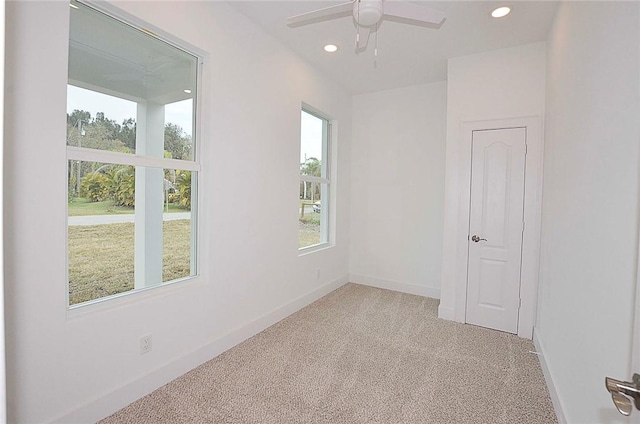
[
  {"left": 298, "top": 228, "right": 320, "bottom": 248},
  {"left": 298, "top": 212, "right": 321, "bottom": 248},
  {"left": 68, "top": 197, "right": 189, "bottom": 216},
  {"left": 68, "top": 220, "right": 192, "bottom": 305}
]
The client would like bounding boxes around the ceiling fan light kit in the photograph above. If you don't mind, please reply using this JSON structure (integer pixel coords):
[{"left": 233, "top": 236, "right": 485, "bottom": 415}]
[
  {"left": 286, "top": 0, "right": 446, "bottom": 54},
  {"left": 354, "top": 1, "right": 383, "bottom": 27}
]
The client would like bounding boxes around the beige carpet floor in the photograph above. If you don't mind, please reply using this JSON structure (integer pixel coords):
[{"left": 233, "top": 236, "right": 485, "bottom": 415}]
[{"left": 101, "top": 283, "right": 557, "bottom": 423}]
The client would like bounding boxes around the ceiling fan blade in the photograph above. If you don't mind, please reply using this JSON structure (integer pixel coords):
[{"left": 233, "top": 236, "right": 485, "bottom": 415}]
[
  {"left": 286, "top": 2, "right": 354, "bottom": 26},
  {"left": 383, "top": 1, "right": 445, "bottom": 25},
  {"left": 356, "top": 26, "right": 371, "bottom": 51}
]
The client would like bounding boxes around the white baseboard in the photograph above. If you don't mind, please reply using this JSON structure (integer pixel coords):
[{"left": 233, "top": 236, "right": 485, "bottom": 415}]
[
  {"left": 349, "top": 274, "right": 440, "bottom": 299},
  {"left": 533, "top": 328, "right": 567, "bottom": 424},
  {"left": 53, "top": 275, "right": 350, "bottom": 424}
]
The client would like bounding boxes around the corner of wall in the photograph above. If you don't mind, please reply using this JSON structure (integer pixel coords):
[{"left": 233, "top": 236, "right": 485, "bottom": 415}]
[{"left": 349, "top": 274, "right": 440, "bottom": 299}]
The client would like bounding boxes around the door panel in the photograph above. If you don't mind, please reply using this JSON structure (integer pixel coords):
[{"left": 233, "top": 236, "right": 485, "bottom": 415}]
[
  {"left": 466, "top": 128, "right": 526, "bottom": 334},
  {"left": 477, "top": 258, "right": 506, "bottom": 308}
]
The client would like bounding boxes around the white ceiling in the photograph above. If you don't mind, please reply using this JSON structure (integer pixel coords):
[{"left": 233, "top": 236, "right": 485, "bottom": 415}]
[{"left": 228, "top": 1, "right": 559, "bottom": 94}]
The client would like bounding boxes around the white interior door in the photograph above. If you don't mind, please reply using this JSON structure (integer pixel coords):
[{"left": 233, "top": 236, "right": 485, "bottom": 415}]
[
  {"left": 603, "top": 214, "right": 640, "bottom": 420},
  {"left": 465, "top": 128, "right": 526, "bottom": 334}
]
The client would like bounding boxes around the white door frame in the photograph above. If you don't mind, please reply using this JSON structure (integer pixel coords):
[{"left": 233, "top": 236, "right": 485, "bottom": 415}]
[
  {"left": 453, "top": 116, "right": 543, "bottom": 339},
  {"left": 631, "top": 214, "right": 640, "bottom": 423}
]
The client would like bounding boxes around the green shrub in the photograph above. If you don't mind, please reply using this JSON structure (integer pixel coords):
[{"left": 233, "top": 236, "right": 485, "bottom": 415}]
[
  {"left": 176, "top": 171, "right": 191, "bottom": 209},
  {"left": 80, "top": 173, "right": 110, "bottom": 202},
  {"left": 110, "top": 166, "right": 135, "bottom": 207}
]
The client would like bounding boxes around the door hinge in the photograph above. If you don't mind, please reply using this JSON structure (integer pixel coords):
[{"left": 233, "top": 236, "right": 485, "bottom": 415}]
[
  {"left": 525, "top": 143, "right": 528, "bottom": 156},
  {"left": 519, "top": 298, "right": 522, "bottom": 309}
]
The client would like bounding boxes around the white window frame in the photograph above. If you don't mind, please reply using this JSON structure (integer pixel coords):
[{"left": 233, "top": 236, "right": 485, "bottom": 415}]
[
  {"left": 299, "top": 106, "right": 332, "bottom": 252},
  {"left": 66, "top": 1, "right": 204, "bottom": 308}
]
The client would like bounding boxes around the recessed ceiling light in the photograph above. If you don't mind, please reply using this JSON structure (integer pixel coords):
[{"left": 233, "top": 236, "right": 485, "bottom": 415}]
[
  {"left": 184, "top": 89, "right": 192, "bottom": 94},
  {"left": 69, "top": 3, "right": 79, "bottom": 9},
  {"left": 491, "top": 6, "right": 511, "bottom": 18},
  {"left": 323, "top": 44, "right": 338, "bottom": 53}
]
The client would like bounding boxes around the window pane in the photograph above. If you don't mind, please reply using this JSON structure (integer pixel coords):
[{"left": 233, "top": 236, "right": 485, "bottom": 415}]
[
  {"left": 68, "top": 222, "right": 135, "bottom": 305},
  {"left": 68, "top": 162, "right": 196, "bottom": 305},
  {"left": 162, "top": 169, "right": 195, "bottom": 283},
  {"left": 67, "top": 86, "right": 137, "bottom": 154},
  {"left": 299, "top": 109, "right": 330, "bottom": 250},
  {"left": 165, "top": 100, "right": 194, "bottom": 160},
  {"left": 68, "top": 1, "right": 197, "bottom": 159},
  {"left": 68, "top": 161, "right": 137, "bottom": 305},
  {"left": 298, "top": 182, "right": 324, "bottom": 249},
  {"left": 300, "top": 111, "right": 324, "bottom": 178}
]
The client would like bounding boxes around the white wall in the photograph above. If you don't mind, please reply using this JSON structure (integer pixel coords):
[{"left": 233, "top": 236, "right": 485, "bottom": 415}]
[
  {"left": 536, "top": 2, "right": 640, "bottom": 422},
  {"left": 4, "top": 2, "right": 351, "bottom": 422},
  {"left": 349, "top": 82, "right": 447, "bottom": 298},
  {"left": 0, "top": 0, "right": 5, "bottom": 421},
  {"left": 439, "top": 42, "right": 546, "bottom": 320}
]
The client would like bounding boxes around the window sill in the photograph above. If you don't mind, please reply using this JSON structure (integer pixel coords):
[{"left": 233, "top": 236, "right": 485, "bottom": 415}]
[
  {"left": 66, "top": 275, "right": 205, "bottom": 321},
  {"left": 298, "top": 242, "right": 333, "bottom": 256}
]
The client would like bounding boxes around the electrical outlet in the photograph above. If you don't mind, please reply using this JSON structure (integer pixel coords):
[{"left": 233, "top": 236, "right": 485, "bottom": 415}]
[{"left": 140, "top": 334, "right": 152, "bottom": 355}]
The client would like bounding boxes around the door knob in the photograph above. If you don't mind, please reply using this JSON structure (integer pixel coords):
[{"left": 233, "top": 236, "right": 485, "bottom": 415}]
[
  {"left": 471, "top": 235, "right": 487, "bottom": 243},
  {"left": 605, "top": 374, "right": 640, "bottom": 416}
]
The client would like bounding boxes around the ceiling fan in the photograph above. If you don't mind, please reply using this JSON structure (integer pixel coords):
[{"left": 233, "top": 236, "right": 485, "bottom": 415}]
[{"left": 286, "top": 0, "right": 446, "bottom": 52}]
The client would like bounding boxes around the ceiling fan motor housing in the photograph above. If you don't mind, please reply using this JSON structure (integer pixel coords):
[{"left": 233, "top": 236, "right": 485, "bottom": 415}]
[{"left": 353, "top": 0, "right": 384, "bottom": 27}]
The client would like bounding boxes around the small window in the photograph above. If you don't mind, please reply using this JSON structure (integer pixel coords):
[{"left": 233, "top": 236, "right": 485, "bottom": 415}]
[
  {"left": 299, "top": 109, "right": 331, "bottom": 250},
  {"left": 67, "top": 1, "right": 200, "bottom": 306}
]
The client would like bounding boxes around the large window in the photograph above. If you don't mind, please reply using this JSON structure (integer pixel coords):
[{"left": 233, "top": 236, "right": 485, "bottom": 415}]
[
  {"left": 67, "top": 1, "right": 200, "bottom": 306},
  {"left": 299, "top": 109, "right": 331, "bottom": 250}
]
